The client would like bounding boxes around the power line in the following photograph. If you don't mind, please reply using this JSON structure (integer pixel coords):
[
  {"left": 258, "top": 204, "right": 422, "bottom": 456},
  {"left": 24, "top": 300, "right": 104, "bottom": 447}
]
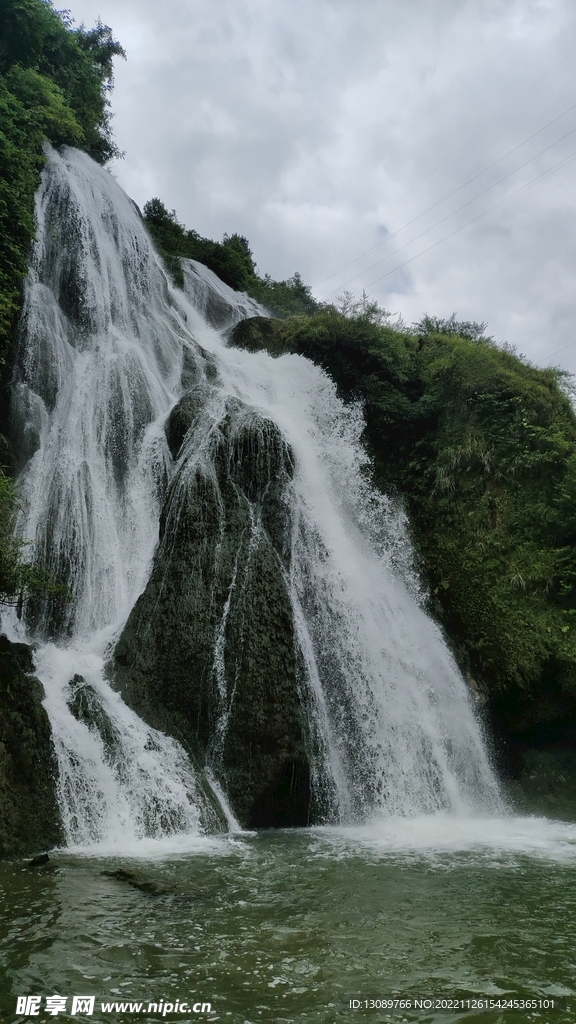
[
  {"left": 321, "top": 123, "right": 576, "bottom": 298},
  {"left": 550, "top": 352, "right": 576, "bottom": 372},
  {"left": 313, "top": 44, "right": 576, "bottom": 275},
  {"left": 314, "top": 93, "right": 576, "bottom": 289},
  {"left": 543, "top": 338, "right": 576, "bottom": 363},
  {"left": 360, "top": 148, "right": 576, "bottom": 293}
]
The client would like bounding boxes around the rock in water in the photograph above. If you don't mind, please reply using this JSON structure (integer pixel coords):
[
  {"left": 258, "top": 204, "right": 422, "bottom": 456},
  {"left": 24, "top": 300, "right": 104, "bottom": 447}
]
[{"left": 27, "top": 853, "right": 50, "bottom": 867}]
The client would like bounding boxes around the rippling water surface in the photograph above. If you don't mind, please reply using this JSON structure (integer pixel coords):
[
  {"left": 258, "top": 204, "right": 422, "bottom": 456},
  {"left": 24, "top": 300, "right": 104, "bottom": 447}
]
[{"left": 2, "top": 817, "right": 576, "bottom": 1024}]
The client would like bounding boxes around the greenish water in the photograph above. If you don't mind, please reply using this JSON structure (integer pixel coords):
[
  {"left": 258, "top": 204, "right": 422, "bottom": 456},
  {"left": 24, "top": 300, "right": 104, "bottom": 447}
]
[{"left": 1, "top": 816, "right": 576, "bottom": 1024}]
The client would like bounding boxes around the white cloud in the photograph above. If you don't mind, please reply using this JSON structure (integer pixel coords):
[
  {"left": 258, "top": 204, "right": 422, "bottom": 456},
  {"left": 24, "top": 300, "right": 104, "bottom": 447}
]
[{"left": 71, "top": 0, "right": 576, "bottom": 367}]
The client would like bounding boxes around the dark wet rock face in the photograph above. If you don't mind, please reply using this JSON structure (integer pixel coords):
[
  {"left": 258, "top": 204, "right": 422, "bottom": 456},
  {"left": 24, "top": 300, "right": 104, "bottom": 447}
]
[
  {"left": 164, "top": 384, "right": 211, "bottom": 461},
  {"left": 230, "top": 316, "right": 293, "bottom": 358},
  {"left": 101, "top": 867, "right": 174, "bottom": 896},
  {"left": 27, "top": 852, "right": 50, "bottom": 866},
  {"left": 66, "top": 675, "right": 122, "bottom": 759},
  {"left": 113, "top": 389, "right": 316, "bottom": 828},
  {"left": 0, "top": 635, "right": 63, "bottom": 856}
]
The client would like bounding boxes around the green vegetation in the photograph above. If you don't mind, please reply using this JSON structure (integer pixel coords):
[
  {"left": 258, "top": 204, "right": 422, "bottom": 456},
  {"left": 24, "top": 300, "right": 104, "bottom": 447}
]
[
  {"left": 0, "top": 633, "right": 63, "bottom": 855},
  {"left": 0, "top": 471, "right": 68, "bottom": 605},
  {"left": 143, "top": 198, "right": 319, "bottom": 318},
  {"left": 0, "top": 0, "right": 124, "bottom": 367},
  {"left": 231, "top": 304, "right": 576, "bottom": 778},
  {"left": 1, "top": 0, "right": 574, "bottom": 803}
]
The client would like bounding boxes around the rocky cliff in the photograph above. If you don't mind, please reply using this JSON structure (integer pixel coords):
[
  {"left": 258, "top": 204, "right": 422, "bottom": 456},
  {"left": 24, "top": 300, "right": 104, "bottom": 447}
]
[{"left": 0, "top": 635, "right": 62, "bottom": 856}]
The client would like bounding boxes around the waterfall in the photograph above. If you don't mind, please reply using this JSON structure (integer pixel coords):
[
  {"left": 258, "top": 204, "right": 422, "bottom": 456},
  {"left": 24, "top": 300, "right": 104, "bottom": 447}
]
[
  {"left": 7, "top": 145, "right": 227, "bottom": 848},
  {"left": 182, "top": 301, "right": 502, "bottom": 820},
  {"left": 4, "top": 145, "right": 502, "bottom": 850}
]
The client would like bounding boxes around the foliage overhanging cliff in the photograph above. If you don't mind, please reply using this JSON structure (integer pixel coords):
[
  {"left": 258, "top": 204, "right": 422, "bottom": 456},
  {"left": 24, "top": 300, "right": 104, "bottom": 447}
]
[
  {"left": 0, "top": 0, "right": 125, "bottom": 368},
  {"left": 143, "top": 198, "right": 320, "bottom": 319},
  {"left": 139, "top": 197, "right": 576, "bottom": 764}
]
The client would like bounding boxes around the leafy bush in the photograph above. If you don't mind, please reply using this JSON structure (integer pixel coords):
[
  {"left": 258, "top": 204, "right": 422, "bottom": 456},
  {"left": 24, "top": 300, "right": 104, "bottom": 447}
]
[
  {"left": 0, "top": 0, "right": 124, "bottom": 365},
  {"left": 0, "top": 469, "right": 68, "bottom": 604},
  {"left": 143, "top": 198, "right": 320, "bottom": 317},
  {"left": 413, "top": 312, "right": 492, "bottom": 342},
  {"left": 249, "top": 271, "right": 320, "bottom": 317}
]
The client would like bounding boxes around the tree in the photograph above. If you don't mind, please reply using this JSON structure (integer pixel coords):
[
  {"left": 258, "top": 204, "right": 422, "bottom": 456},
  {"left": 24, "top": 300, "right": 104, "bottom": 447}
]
[{"left": 0, "top": 0, "right": 125, "bottom": 363}]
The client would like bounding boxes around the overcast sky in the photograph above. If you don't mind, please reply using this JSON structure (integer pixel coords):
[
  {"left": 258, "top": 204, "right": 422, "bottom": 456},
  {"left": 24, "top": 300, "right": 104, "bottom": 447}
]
[{"left": 68, "top": 0, "right": 576, "bottom": 369}]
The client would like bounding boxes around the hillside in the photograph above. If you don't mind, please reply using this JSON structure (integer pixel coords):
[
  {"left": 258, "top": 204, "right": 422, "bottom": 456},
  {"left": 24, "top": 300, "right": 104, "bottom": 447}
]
[{"left": 230, "top": 308, "right": 576, "bottom": 814}]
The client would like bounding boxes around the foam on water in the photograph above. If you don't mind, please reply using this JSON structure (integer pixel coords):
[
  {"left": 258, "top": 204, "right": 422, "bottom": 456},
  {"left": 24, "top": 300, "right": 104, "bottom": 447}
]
[
  {"left": 33, "top": 642, "right": 211, "bottom": 847},
  {"left": 309, "top": 815, "right": 576, "bottom": 865},
  {"left": 59, "top": 832, "right": 244, "bottom": 861}
]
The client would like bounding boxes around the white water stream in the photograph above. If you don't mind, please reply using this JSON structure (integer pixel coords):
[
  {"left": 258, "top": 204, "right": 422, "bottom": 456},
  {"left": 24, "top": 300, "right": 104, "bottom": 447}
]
[{"left": 3, "top": 146, "right": 503, "bottom": 852}]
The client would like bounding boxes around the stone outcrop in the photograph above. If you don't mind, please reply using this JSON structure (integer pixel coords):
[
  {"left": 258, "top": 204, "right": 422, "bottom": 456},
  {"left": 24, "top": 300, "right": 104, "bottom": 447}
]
[
  {"left": 0, "top": 635, "right": 63, "bottom": 856},
  {"left": 113, "top": 388, "right": 316, "bottom": 828},
  {"left": 230, "top": 316, "right": 292, "bottom": 357}
]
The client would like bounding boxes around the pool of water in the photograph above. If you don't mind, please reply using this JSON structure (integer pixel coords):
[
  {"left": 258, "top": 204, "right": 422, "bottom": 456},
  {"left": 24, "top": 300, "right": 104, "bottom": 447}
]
[{"left": 2, "top": 815, "right": 576, "bottom": 1024}]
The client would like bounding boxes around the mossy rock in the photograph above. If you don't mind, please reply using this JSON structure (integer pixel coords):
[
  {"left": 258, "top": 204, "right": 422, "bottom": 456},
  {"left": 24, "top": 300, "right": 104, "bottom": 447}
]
[
  {"left": 113, "top": 389, "right": 316, "bottom": 828},
  {"left": 0, "top": 634, "right": 63, "bottom": 856},
  {"left": 504, "top": 748, "right": 576, "bottom": 819},
  {"left": 230, "top": 316, "right": 293, "bottom": 357}
]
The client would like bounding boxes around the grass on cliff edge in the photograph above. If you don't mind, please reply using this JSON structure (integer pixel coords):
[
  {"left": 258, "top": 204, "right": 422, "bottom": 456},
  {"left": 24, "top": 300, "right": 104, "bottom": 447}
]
[{"left": 143, "top": 197, "right": 320, "bottom": 319}]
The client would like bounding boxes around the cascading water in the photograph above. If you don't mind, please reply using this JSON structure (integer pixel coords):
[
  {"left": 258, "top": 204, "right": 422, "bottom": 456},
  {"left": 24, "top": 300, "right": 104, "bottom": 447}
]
[
  {"left": 4, "top": 145, "right": 502, "bottom": 851},
  {"left": 6, "top": 145, "right": 229, "bottom": 848}
]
